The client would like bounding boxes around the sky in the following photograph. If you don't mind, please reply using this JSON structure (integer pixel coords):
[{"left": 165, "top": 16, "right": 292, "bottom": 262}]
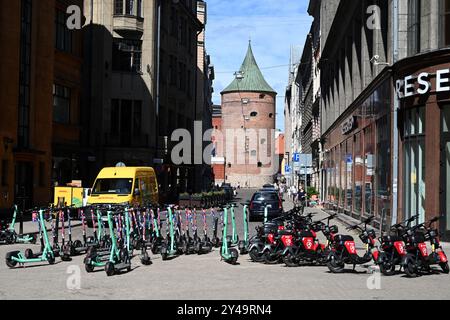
[{"left": 205, "top": 0, "right": 313, "bottom": 132}]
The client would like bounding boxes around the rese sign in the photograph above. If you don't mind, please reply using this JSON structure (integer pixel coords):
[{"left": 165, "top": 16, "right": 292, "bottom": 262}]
[{"left": 396, "top": 68, "right": 450, "bottom": 99}]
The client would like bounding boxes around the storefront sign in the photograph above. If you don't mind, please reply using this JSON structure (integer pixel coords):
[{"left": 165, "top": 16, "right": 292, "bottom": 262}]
[
  {"left": 342, "top": 116, "right": 357, "bottom": 135},
  {"left": 396, "top": 68, "right": 450, "bottom": 99}
]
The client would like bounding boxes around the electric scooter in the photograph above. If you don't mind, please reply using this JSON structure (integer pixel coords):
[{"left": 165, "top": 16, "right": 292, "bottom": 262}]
[
  {"left": 220, "top": 205, "right": 239, "bottom": 265},
  {"left": 401, "top": 216, "right": 449, "bottom": 277},
  {"left": 228, "top": 204, "right": 239, "bottom": 247},
  {"left": 150, "top": 207, "right": 164, "bottom": 254},
  {"left": 211, "top": 208, "right": 221, "bottom": 248},
  {"left": 160, "top": 206, "right": 179, "bottom": 260},
  {"left": 183, "top": 207, "right": 196, "bottom": 254},
  {"left": 327, "top": 215, "right": 376, "bottom": 273},
  {"left": 6, "top": 209, "right": 56, "bottom": 267},
  {"left": 197, "top": 209, "right": 213, "bottom": 255},
  {"left": 238, "top": 203, "right": 250, "bottom": 254},
  {"left": 84, "top": 207, "right": 132, "bottom": 276},
  {"left": 0, "top": 205, "right": 36, "bottom": 245}
]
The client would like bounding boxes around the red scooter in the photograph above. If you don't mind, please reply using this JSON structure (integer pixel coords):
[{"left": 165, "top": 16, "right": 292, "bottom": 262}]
[
  {"left": 401, "top": 216, "right": 449, "bottom": 277},
  {"left": 327, "top": 215, "right": 376, "bottom": 273}
]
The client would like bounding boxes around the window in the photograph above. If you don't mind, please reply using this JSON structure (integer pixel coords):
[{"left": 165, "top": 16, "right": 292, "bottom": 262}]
[
  {"left": 125, "top": 0, "right": 134, "bottom": 15},
  {"left": 169, "top": 55, "right": 177, "bottom": 86},
  {"left": 170, "top": 6, "right": 178, "bottom": 38},
  {"left": 55, "top": 9, "right": 72, "bottom": 53},
  {"left": 136, "top": 0, "right": 142, "bottom": 18},
  {"left": 39, "top": 162, "right": 45, "bottom": 187},
  {"left": 364, "top": 125, "right": 375, "bottom": 216},
  {"left": 53, "top": 84, "right": 71, "bottom": 124},
  {"left": 111, "top": 99, "right": 120, "bottom": 133},
  {"left": 110, "top": 99, "right": 143, "bottom": 145},
  {"left": 250, "top": 112, "right": 258, "bottom": 117},
  {"left": 133, "top": 101, "right": 142, "bottom": 136},
  {"left": 376, "top": 115, "right": 391, "bottom": 219},
  {"left": 269, "top": 113, "right": 274, "bottom": 118},
  {"left": 354, "top": 133, "right": 363, "bottom": 213},
  {"left": 345, "top": 139, "right": 353, "bottom": 210},
  {"left": 403, "top": 107, "right": 426, "bottom": 223},
  {"left": 18, "top": 0, "right": 32, "bottom": 148},
  {"left": 1, "top": 160, "right": 8, "bottom": 186},
  {"left": 187, "top": 70, "right": 192, "bottom": 98},
  {"left": 441, "top": 0, "right": 450, "bottom": 47},
  {"left": 180, "top": 18, "right": 187, "bottom": 46},
  {"left": 407, "top": 0, "right": 421, "bottom": 55},
  {"left": 178, "top": 63, "right": 186, "bottom": 91},
  {"left": 112, "top": 38, "right": 142, "bottom": 73},
  {"left": 115, "top": 0, "right": 124, "bottom": 14}
]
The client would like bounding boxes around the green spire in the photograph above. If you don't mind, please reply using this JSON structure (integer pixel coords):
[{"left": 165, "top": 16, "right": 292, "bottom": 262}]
[{"left": 221, "top": 42, "right": 277, "bottom": 95}]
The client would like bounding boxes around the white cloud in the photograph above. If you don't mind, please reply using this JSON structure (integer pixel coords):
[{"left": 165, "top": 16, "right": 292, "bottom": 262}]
[{"left": 205, "top": 0, "right": 312, "bottom": 131}]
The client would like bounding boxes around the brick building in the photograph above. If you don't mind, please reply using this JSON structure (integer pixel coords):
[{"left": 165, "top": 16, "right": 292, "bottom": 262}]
[
  {"left": 0, "top": 0, "right": 83, "bottom": 211},
  {"left": 220, "top": 42, "right": 278, "bottom": 188}
]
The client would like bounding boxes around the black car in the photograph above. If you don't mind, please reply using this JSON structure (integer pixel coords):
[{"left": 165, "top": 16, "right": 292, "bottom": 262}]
[
  {"left": 221, "top": 184, "right": 234, "bottom": 200},
  {"left": 248, "top": 191, "right": 283, "bottom": 222}
]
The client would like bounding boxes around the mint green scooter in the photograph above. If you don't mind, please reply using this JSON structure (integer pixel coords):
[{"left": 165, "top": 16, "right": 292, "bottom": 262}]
[
  {"left": 221, "top": 206, "right": 239, "bottom": 264},
  {"left": 160, "top": 206, "right": 178, "bottom": 260},
  {"left": 1, "top": 205, "right": 36, "bottom": 245},
  {"left": 238, "top": 203, "right": 250, "bottom": 254},
  {"left": 227, "top": 204, "right": 239, "bottom": 247},
  {"left": 84, "top": 208, "right": 132, "bottom": 276},
  {"left": 6, "top": 209, "right": 56, "bottom": 267}
]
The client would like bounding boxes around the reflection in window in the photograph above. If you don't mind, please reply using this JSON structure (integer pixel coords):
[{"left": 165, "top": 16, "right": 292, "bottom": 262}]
[
  {"left": 403, "top": 107, "right": 426, "bottom": 224},
  {"left": 364, "top": 125, "right": 375, "bottom": 216},
  {"left": 345, "top": 139, "right": 353, "bottom": 210},
  {"left": 354, "top": 132, "right": 363, "bottom": 214},
  {"left": 376, "top": 115, "right": 391, "bottom": 220}
]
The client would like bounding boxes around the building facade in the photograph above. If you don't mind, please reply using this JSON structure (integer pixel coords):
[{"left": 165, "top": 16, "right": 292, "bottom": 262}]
[
  {"left": 317, "top": 0, "right": 450, "bottom": 239},
  {"left": 220, "top": 43, "right": 278, "bottom": 188},
  {"left": 0, "top": 0, "right": 84, "bottom": 211}
]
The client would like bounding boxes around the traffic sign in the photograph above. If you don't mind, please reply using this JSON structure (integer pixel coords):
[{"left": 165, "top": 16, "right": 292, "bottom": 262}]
[{"left": 293, "top": 153, "right": 300, "bottom": 162}]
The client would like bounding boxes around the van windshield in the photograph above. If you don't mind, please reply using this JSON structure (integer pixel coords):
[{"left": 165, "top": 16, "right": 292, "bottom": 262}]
[{"left": 92, "top": 178, "right": 133, "bottom": 195}]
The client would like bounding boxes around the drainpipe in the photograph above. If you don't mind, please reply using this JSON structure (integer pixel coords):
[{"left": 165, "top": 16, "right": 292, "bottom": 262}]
[{"left": 391, "top": 0, "right": 399, "bottom": 225}]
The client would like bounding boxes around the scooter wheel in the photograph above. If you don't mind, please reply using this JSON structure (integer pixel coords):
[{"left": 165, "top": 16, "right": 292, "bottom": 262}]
[
  {"left": 249, "top": 247, "right": 264, "bottom": 263},
  {"left": 228, "top": 248, "right": 239, "bottom": 265},
  {"left": 25, "top": 248, "right": 34, "bottom": 259},
  {"left": 403, "top": 255, "right": 419, "bottom": 278},
  {"left": 105, "top": 262, "right": 115, "bottom": 276},
  {"left": 141, "top": 252, "right": 152, "bottom": 265},
  {"left": 73, "top": 240, "right": 83, "bottom": 249},
  {"left": 327, "top": 254, "right": 345, "bottom": 273},
  {"left": 379, "top": 261, "right": 396, "bottom": 276},
  {"left": 263, "top": 252, "right": 280, "bottom": 265},
  {"left": 283, "top": 253, "right": 299, "bottom": 267},
  {"left": 5, "top": 251, "right": 19, "bottom": 268},
  {"left": 440, "top": 262, "right": 449, "bottom": 274},
  {"left": 85, "top": 263, "right": 95, "bottom": 273},
  {"left": 47, "top": 253, "right": 56, "bottom": 265}
]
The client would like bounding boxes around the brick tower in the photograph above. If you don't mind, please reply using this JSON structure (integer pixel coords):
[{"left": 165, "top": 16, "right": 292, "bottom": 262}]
[{"left": 220, "top": 42, "right": 277, "bottom": 188}]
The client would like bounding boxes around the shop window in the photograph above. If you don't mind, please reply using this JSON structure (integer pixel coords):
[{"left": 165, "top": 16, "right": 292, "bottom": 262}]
[
  {"left": 354, "top": 133, "right": 363, "bottom": 214},
  {"left": 376, "top": 115, "right": 391, "bottom": 219},
  {"left": 364, "top": 125, "right": 375, "bottom": 216},
  {"left": 345, "top": 139, "right": 353, "bottom": 210},
  {"left": 403, "top": 106, "right": 426, "bottom": 224},
  {"left": 340, "top": 143, "right": 346, "bottom": 208}
]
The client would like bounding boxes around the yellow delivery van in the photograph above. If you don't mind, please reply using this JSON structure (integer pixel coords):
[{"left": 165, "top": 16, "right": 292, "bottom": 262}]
[{"left": 87, "top": 167, "right": 159, "bottom": 206}]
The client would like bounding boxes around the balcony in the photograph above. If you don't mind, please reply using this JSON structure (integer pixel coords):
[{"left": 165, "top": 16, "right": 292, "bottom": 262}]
[{"left": 113, "top": 15, "right": 144, "bottom": 34}]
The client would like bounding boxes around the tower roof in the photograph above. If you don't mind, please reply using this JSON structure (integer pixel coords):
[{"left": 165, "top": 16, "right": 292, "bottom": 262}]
[{"left": 221, "top": 42, "right": 277, "bottom": 95}]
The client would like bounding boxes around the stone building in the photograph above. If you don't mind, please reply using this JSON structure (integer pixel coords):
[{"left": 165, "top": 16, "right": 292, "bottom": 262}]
[
  {"left": 220, "top": 42, "right": 278, "bottom": 188},
  {"left": 82, "top": 0, "right": 205, "bottom": 197},
  {"left": 317, "top": 0, "right": 450, "bottom": 239}
]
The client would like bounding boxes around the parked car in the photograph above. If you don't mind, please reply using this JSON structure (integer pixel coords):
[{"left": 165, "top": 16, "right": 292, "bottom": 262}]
[
  {"left": 221, "top": 184, "right": 234, "bottom": 201},
  {"left": 248, "top": 191, "right": 283, "bottom": 222}
]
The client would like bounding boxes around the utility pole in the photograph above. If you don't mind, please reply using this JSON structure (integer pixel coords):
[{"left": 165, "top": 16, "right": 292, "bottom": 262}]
[{"left": 391, "top": 0, "right": 399, "bottom": 225}]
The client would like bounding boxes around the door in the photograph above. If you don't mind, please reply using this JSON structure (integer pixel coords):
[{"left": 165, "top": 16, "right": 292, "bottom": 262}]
[
  {"left": 14, "top": 162, "right": 33, "bottom": 211},
  {"left": 441, "top": 106, "right": 450, "bottom": 240}
]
